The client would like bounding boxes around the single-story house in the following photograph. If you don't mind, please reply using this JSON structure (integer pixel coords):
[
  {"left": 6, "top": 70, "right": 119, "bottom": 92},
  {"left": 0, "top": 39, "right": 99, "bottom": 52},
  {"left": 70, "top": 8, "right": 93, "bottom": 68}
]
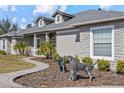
[{"left": 1, "top": 9, "right": 124, "bottom": 70}]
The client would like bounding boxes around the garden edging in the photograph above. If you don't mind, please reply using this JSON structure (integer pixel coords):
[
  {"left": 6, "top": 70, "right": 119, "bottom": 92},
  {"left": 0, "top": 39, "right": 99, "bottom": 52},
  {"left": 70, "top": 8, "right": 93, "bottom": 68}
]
[{"left": 0, "top": 57, "right": 49, "bottom": 88}]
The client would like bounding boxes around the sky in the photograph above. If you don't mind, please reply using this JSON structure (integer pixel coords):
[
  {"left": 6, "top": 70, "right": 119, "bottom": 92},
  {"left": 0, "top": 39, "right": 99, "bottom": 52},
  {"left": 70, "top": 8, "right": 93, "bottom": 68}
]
[{"left": 0, "top": 5, "right": 124, "bottom": 29}]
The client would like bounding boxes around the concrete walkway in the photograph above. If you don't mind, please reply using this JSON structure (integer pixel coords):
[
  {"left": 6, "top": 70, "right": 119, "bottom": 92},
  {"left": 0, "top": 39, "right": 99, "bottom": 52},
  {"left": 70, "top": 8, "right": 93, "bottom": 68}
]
[{"left": 0, "top": 57, "right": 49, "bottom": 88}]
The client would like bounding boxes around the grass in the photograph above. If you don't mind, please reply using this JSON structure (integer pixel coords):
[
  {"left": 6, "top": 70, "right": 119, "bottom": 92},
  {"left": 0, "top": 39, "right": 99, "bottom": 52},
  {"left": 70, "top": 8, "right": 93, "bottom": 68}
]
[{"left": 0, "top": 55, "right": 36, "bottom": 74}]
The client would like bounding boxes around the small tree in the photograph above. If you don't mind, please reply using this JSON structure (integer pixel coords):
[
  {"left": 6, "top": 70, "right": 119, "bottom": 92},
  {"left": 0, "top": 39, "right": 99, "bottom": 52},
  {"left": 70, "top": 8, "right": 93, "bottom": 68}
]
[
  {"left": 39, "top": 42, "right": 55, "bottom": 59},
  {"left": 14, "top": 42, "right": 29, "bottom": 55}
]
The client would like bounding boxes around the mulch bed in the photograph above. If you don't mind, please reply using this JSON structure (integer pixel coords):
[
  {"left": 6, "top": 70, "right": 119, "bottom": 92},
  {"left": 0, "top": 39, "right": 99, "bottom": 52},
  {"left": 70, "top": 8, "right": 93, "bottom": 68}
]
[{"left": 15, "top": 57, "right": 124, "bottom": 88}]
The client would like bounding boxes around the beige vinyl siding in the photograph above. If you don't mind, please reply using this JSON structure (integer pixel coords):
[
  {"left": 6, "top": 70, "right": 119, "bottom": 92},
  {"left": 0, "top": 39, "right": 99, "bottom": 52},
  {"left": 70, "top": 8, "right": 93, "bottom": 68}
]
[{"left": 56, "top": 29, "right": 80, "bottom": 57}]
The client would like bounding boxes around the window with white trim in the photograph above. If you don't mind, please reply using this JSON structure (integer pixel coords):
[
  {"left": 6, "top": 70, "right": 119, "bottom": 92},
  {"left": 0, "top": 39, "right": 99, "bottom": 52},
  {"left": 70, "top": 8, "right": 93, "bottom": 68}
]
[
  {"left": 92, "top": 27, "right": 113, "bottom": 57},
  {"left": 55, "top": 15, "right": 62, "bottom": 24},
  {"left": 38, "top": 19, "right": 43, "bottom": 27}
]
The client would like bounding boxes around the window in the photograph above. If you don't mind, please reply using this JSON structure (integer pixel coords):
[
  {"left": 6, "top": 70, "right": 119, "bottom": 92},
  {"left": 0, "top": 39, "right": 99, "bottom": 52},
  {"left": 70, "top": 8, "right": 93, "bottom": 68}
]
[
  {"left": 38, "top": 19, "right": 43, "bottom": 27},
  {"left": 55, "top": 15, "right": 62, "bottom": 24},
  {"left": 90, "top": 26, "right": 114, "bottom": 60},
  {"left": 37, "top": 38, "right": 41, "bottom": 48},
  {"left": 57, "top": 15, "right": 60, "bottom": 22}
]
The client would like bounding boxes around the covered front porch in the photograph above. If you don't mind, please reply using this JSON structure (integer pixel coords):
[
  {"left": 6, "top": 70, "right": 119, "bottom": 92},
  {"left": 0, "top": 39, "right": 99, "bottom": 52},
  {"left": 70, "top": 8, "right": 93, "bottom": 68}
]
[
  {"left": 19, "top": 32, "right": 56, "bottom": 56},
  {"left": 32, "top": 32, "right": 56, "bottom": 56}
]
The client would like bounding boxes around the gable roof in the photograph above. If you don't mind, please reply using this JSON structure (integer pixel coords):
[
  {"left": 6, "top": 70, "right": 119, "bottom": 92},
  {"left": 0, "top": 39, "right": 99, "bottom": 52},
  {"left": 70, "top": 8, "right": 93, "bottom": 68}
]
[
  {"left": 35, "top": 16, "right": 54, "bottom": 23},
  {"left": 52, "top": 10, "right": 75, "bottom": 18},
  {"left": 71, "top": 9, "right": 124, "bottom": 26},
  {"left": 1, "top": 9, "right": 124, "bottom": 36},
  {"left": 19, "top": 9, "right": 124, "bottom": 35}
]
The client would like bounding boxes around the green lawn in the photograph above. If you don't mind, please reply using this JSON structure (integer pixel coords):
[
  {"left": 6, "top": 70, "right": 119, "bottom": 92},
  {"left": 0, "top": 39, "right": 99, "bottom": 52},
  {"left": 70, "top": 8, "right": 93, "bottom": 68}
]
[{"left": 0, "top": 55, "right": 36, "bottom": 73}]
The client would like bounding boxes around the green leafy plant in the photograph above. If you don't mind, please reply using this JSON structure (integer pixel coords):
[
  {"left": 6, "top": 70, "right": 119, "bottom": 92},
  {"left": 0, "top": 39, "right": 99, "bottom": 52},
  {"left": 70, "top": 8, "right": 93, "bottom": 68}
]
[
  {"left": 74, "top": 55, "right": 80, "bottom": 63},
  {"left": 97, "top": 59, "right": 110, "bottom": 71},
  {"left": 82, "top": 56, "right": 92, "bottom": 65},
  {"left": 0, "top": 50, "right": 7, "bottom": 55},
  {"left": 14, "top": 42, "right": 29, "bottom": 55},
  {"left": 63, "top": 56, "right": 68, "bottom": 63},
  {"left": 52, "top": 52, "right": 60, "bottom": 62},
  {"left": 39, "top": 42, "right": 55, "bottom": 59},
  {"left": 116, "top": 60, "right": 124, "bottom": 74}
]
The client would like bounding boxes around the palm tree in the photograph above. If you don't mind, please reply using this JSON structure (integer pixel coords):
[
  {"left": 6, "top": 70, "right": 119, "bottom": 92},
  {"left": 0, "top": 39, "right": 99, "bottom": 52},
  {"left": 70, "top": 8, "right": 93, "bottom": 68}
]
[
  {"left": 14, "top": 42, "right": 29, "bottom": 55},
  {"left": 39, "top": 42, "right": 56, "bottom": 59},
  {"left": 0, "top": 18, "right": 18, "bottom": 35}
]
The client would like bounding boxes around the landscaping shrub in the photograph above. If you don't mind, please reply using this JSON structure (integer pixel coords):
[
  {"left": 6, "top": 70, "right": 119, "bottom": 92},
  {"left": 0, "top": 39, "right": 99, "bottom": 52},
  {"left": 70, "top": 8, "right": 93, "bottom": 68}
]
[
  {"left": 0, "top": 50, "right": 6, "bottom": 55},
  {"left": 97, "top": 59, "right": 110, "bottom": 71},
  {"left": 39, "top": 42, "right": 55, "bottom": 59},
  {"left": 82, "top": 56, "right": 92, "bottom": 65},
  {"left": 52, "top": 53, "right": 60, "bottom": 62},
  {"left": 64, "top": 56, "right": 68, "bottom": 63},
  {"left": 74, "top": 55, "right": 80, "bottom": 63},
  {"left": 116, "top": 60, "right": 124, "bottom": 74}
]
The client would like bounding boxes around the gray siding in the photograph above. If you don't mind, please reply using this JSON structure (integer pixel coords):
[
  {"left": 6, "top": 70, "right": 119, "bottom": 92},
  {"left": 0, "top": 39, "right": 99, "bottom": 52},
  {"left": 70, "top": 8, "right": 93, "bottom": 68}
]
[
  {"left": 79, "top": 20, "right": 124, "bottom": 70},
  {"left": 114, "top": 29, "right": 124, "bottom": 61},
  {"left": 80, "top": 27, "right": 90, "bottom": 58},
  {"left": 56, "top": 20, "right": 124, "bottom": 70}
]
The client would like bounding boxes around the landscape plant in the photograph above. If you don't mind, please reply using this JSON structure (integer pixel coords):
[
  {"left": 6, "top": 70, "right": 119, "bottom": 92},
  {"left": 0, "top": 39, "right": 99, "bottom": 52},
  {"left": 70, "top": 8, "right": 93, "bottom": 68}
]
[
  {"left": 0, "top": 50, "right": 7, "bottom": 55},
  {"left": 97, "top": 59, "right": 110, "bottom": 71},
  {"left": 82, "top": 56, "right": 92, "bottom": 65},
  {"left": 63, "top": 56, "right": 68, "bottom": 63},
  {"left": 39, "top": 42, "right": 55, "bottom": 59},
  {"left": 14, "top": 42, "right": 29, "bottom": 55},
  {"left": 116, "top": 60, "right": 124, "bottom": 74},
  {"left": 74, "top": 55, "right": 80, "bottom": 63},
  {"left": 52, "top": 52, "right": 60, "bottom": 62}
]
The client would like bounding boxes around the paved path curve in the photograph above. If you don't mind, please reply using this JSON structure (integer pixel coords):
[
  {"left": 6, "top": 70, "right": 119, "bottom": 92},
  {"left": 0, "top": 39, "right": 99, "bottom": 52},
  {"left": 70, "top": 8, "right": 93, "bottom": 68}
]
[{"left": 0, "top": 57, "right": 49, "bottom": 88}]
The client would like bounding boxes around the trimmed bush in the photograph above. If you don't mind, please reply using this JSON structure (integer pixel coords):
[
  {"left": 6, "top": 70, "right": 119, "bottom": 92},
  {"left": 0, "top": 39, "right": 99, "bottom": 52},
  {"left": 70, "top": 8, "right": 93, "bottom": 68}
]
[
  {"left": 116, "top": 60, "right": 124, "bottom": 74},
  {"left": 0, "top": 50, "right": 7, "bottom": 55},
  {"left": 97, "top": 59, "right": 110, "bottom": 71},
  {"left": 52, "top": 53, "right": 60, "bottom": 62},
  {"left": 82, "top": 56, "right": 92, "bottom": 65},
  {"left": 64, "top": 56, "right": 68, "bottom": 63},
  {"left": 74, "top": 55, "right": 80, "bottom": 63}
]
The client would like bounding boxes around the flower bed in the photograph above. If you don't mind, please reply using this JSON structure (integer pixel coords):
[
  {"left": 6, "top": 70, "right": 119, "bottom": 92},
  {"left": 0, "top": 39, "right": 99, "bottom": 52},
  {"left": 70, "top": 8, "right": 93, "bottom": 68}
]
[{"left": 15, "top": 57, "right": 124, "bottom": 88}]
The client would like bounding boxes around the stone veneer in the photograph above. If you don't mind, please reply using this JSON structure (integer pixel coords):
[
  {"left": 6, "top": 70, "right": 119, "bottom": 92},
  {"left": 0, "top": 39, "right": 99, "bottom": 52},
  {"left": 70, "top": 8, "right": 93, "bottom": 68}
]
[{"left": 79, "top": 20, "right": 124, "bottom": 71}]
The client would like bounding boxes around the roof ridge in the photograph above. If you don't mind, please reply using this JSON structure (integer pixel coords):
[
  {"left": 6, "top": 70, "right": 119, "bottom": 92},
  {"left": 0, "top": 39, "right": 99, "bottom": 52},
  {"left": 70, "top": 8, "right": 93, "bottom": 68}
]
[
  {"left": 73, "top": 9, "right": 97, "bottom": 15},
  {"left": 73, "top": 9, "right": 124, "bottom": 16}
]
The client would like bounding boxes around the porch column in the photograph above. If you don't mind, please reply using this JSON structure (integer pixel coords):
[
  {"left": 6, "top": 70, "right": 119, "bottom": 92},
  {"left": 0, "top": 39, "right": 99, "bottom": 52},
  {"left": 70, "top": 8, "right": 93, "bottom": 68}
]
[
  {"left": 11, "top": 37, "right": 17, "bottom": 54},
  {"left": 4, "top": 37, "right": 8, "bottom": 53},
  {"left": 33, "top": 34, "right": 37, "bottom": 56},
  {"left": 45, "top": 32, "right": 49, "bottom": 42}
]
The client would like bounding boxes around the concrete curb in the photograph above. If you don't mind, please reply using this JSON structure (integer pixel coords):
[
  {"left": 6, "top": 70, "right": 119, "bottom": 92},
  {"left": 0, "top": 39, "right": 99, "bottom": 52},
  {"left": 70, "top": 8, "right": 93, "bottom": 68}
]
[{"left": 0, "top": 57, "right": 49, "bottom": 88}]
